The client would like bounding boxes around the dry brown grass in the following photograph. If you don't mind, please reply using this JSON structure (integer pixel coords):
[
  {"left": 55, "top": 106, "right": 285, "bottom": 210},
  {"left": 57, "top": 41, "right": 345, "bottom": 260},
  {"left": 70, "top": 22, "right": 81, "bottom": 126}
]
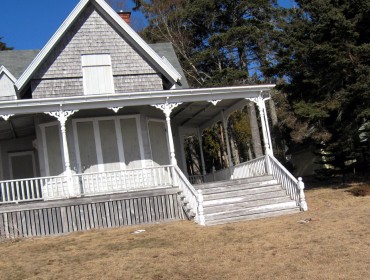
[{"left": 1, "top": 185, "right": 369, "bottom": 280}]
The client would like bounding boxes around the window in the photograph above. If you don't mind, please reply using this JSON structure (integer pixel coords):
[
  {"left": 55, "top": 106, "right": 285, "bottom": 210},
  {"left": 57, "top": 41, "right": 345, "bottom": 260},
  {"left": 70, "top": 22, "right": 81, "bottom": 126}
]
[{"left": 81, "top": 54, "right": 115, "bottom": 95}]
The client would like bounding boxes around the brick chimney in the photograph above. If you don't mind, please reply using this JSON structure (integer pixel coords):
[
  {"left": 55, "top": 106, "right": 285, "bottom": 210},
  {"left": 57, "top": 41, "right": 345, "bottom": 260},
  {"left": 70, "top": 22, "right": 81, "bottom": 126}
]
[{"left": 118, "top": 11, "right": 131, "bottom": 25}]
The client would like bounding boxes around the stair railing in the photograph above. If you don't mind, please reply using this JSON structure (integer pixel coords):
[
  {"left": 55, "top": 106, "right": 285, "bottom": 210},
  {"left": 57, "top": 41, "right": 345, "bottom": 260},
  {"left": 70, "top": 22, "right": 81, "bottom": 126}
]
[
  {"left": 232, "top": 156, "right": 267, "bottom": 179},
  {"left": 173, "top": 165, "right": 205, "bottom": 225},
  {"left": 267, "top": 154, "right": 308, "bottom": 211}
]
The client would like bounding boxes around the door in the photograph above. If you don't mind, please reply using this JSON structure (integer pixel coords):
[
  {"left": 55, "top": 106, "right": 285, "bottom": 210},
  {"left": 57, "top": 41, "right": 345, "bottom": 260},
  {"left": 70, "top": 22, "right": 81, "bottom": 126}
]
[{"left": 9, "top": 151, "right": 36, "bottom": 179}]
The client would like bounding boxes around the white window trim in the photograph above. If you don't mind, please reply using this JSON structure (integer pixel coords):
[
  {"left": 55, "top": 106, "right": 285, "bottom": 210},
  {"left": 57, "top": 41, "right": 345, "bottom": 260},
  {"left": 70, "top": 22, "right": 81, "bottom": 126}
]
[
  {"left": 8, "top": 151, "right": 37, "bottom": 179},
  {"left": 81, "top": 54, "right": 115, "bottom": 95},
  {"left": 39, "top": 121, "right": 64, "bottom": 176},
  {"left": 72, "top": 114, "right": 144, "bottom": 173},
  {"left": 147, "top": 118, "right": 170, "bottom": 166}
]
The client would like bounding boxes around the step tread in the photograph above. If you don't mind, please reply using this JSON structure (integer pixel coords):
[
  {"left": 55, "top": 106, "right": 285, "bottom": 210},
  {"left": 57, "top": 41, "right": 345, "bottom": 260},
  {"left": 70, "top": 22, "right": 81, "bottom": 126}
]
[
  {"left": 196, "top": 175, "right": 273, "bottom": 189},
  {"left": 200, "top": 180, "right": 279, "bottom": 194},
  {"left": 202, "top": 185, "right": 283, "bottom": 200},
  {"left": 204, "top": 201, "right": 298, "bottom": 221},
  {"left": 203, "top": 196, "right": 294, "bottom": 214},
  {"left": 205, "top": 208, "right": 300, "bottom": 226},
  {"left": 203, "top": 190, "right": 288, "bottom": 206}
]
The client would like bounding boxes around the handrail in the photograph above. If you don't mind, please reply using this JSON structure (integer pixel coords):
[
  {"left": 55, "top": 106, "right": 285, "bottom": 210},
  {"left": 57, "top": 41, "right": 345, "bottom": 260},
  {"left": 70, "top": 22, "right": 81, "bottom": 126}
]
[
  {"left": 267, "top": 154, "right": 307, "bottom": 210},
  {"left": 173, "top": 165, "right": 204, "bottom": 225}
]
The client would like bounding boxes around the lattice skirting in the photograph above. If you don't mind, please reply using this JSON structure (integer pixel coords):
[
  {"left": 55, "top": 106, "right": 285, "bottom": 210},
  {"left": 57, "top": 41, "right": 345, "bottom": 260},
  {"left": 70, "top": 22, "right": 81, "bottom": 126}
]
[{"left": 0, "top": 188, "right": 185, "bottom": 239}]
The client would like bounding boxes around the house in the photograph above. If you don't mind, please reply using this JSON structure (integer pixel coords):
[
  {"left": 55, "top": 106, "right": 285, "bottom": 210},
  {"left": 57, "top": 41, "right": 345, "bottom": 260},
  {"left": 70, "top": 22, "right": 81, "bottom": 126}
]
[{"left": 0, "top": 0, "right": 307, "bottom": 238}]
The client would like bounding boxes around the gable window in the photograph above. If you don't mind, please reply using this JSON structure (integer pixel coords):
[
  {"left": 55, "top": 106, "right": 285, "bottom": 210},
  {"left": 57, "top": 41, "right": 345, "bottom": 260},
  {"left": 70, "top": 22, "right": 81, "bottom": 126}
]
[{"left": 81, "top": 54, "right": 115, "bottom": 95}]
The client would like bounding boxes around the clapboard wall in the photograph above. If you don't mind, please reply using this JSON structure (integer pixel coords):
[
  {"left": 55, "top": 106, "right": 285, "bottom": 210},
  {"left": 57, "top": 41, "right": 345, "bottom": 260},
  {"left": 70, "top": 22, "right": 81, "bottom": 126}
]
[{"left": 0, "top": 188, "right": 185, "bottom": 239}]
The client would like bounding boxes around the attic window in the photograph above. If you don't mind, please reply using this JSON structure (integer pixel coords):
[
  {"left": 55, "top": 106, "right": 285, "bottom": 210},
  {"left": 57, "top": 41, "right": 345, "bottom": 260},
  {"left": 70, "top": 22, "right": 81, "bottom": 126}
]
[{"left": 81, "top": 54, "right": 115, "bottom": 95}]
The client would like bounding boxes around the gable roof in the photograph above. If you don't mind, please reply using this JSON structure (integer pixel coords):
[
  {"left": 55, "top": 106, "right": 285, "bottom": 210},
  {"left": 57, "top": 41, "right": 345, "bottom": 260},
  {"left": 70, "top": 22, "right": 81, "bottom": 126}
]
[
  {"left": 0, "top": 65, "right": 17, "bottom": 83},
  {"left": 0, "top": 50, "right": 40, "bottom": 79},
  {"left": 15, "top": 0, "right": 182, "bottom": 92}
]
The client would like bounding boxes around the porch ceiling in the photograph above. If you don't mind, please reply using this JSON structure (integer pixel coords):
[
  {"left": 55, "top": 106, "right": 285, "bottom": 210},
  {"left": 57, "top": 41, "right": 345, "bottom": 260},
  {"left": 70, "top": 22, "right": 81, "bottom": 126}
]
[
  {"left": 171, "top": 98, "right": 246, "bottom": 129},
  {"left": 0, "top": 114, "right": 35, "bottom": 140}
]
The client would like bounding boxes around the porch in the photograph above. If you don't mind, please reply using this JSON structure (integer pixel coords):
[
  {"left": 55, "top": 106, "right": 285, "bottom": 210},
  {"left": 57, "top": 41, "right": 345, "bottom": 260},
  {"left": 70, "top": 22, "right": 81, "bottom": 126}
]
[
  {"left": 0, "top": 153, "right": 307, "bottom": 237},
  {"left": 0, "top": 85, "right": 308, "bottom": 237}
]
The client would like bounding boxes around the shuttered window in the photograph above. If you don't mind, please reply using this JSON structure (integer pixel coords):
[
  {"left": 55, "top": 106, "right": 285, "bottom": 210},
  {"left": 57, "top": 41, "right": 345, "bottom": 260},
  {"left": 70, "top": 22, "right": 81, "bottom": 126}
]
[{"left": 81, "top": 54, "right": 115, "bottom": 95}]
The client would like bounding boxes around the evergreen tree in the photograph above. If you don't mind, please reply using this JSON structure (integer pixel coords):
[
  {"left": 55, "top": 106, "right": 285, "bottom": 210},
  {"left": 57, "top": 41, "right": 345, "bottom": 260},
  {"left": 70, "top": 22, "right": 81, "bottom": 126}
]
[
  {"left": 0, "top": 37, "right": 13, "bottom": 50},
  {"left": 266, "top": 0, "right": 370, "bottom": 178}
]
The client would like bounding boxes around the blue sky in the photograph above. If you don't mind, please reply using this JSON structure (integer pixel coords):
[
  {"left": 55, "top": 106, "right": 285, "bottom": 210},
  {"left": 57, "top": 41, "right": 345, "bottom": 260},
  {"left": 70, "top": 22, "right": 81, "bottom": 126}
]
[{"left": 0, "top": 0, "right": 293, "bottom": 50}]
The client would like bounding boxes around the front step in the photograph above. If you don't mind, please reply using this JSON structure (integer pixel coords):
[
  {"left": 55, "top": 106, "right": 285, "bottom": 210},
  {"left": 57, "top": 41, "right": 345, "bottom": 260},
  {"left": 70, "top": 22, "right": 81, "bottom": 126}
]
[{"left": 195, "top": 175, "right": 300, "bottom": 225}]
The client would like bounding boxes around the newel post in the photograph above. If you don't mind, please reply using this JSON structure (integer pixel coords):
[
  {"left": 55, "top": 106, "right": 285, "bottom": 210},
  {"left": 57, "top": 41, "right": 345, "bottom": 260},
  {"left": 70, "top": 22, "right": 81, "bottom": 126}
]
[
  {"left": 197, "top": 190, "right": 205, "bottom": 225},
  {"left": 298, "top": 177, "right": 308, "bottom": 211}
]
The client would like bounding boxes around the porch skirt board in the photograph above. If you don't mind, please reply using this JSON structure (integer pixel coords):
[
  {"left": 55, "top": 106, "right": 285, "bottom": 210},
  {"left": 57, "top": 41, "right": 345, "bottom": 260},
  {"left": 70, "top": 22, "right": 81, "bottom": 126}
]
[{"left": 0, "top": 187, "right": 185, "bottom": 239}]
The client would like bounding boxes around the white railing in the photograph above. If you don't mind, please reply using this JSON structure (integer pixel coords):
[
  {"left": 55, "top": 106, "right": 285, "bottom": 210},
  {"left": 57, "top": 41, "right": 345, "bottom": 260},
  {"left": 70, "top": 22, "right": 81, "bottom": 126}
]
[
  {"left": 267, "top": 154, "right": 305, "bottom": 208},
  {"left": 0, "top": 175, "right": 68, "bottom": 204},
  {"left": 232, "top": 156, "right": 267, "bottom": 179},
  {"left": 188, "top": 174, "right": 205, "bottom": 184},
  {"left": 173, "top": 165, "right": 204, "bottom": 225},
  {"left": 75, "top": 165, "right": 173, "bottom": 196}
]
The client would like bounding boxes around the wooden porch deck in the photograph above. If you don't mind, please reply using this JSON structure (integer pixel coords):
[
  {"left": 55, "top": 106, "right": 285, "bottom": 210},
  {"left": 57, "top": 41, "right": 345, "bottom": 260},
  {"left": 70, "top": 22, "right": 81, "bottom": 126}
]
[{"left": 0, "top": 187, "right": 185, "bottom": 239}]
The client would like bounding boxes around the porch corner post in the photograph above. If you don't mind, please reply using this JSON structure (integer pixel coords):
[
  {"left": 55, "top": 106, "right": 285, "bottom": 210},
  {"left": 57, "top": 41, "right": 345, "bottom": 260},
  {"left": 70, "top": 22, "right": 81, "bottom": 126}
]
[
  {"left": 247, "top": 96, "right": 273, "bottom": 156},
  {"left": 46, "top": 108, "right": 78, "bottom": 198},
  {"left": 197, "top": 128, "right": 207, "bottom": 176}
]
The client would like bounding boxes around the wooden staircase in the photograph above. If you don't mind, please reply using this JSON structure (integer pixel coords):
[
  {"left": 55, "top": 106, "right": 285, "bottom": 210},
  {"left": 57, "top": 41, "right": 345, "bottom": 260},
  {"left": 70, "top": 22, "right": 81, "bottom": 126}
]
[{"left": 195, "top": 175, "right": 300, "bottom": 226}]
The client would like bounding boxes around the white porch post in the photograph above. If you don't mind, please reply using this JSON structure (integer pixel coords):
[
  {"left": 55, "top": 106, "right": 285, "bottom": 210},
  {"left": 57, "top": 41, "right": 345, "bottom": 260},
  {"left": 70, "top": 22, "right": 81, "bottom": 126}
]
[
  {"left": 247, "top": 96, "right": 273, "bottom": 156},
  {"left": 197, "top": 128, "right": 206, "bottom": 175},
  {"left": 46, "top": 108, "right": 78, "bottom": 197},
  {"left": 153, "top": 102, "right": 182, "bottom": 166},
  {"left": 221, "top": 110, "right": 233, "bottom": 167}
]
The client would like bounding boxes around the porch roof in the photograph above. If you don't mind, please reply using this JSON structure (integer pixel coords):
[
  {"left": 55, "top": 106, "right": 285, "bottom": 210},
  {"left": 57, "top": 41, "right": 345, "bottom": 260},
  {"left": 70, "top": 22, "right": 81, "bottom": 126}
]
[{"left": 0, "top": 84, "right": 274, "bottom": 140}]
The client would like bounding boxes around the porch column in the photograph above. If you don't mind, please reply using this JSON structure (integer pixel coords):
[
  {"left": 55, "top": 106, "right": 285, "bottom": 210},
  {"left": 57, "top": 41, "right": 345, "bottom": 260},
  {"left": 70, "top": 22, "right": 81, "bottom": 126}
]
[
  {"left": 221, "top": 110, "right": 233, "bottom": 167},
  {"left": 247, "top": 96, "right": 273, "bottom": 155},
  {"left": 153, "top": 102, "right": 182, "bottom": 166},
  {"left": 46, "top": 108, "right": 78, "bottom": 197},
  {"left": 197, "top": 128, "right": 206, "bottom": 175}
]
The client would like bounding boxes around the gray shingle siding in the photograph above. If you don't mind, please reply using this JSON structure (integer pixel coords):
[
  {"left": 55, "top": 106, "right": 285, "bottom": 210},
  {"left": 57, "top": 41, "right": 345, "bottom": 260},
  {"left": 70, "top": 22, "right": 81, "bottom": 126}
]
[{"left": 32, "top": 3, "right": 162, "bottom": 98}]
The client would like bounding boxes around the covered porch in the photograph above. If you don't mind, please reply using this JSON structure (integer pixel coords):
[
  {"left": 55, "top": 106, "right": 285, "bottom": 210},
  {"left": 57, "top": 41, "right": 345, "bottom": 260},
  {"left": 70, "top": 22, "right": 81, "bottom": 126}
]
[{"left": 0, "top": 85, "right": 307, "bottom": 234}]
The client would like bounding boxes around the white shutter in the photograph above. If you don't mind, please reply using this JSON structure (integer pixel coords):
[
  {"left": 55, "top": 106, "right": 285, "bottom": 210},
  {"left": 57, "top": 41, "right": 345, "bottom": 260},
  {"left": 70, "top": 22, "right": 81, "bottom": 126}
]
[{"left": 82, "top": 54, "right": 115, "bottom": 95}]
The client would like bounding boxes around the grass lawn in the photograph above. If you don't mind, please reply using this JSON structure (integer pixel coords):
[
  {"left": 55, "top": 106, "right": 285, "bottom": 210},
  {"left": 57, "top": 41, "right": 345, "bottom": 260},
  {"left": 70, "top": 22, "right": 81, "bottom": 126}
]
[{"left": 0, "top": 184, "right": 369, "bottom": 280}]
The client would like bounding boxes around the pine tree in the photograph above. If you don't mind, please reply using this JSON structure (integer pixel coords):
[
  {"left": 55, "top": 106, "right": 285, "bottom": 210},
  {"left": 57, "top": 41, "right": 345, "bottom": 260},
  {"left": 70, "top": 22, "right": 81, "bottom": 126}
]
[
  {"left": 266, "top": 0, "right": 370, "bottom": 178},
  {"left": 0, "top": 37, "right": 13, "bottom": 51}
]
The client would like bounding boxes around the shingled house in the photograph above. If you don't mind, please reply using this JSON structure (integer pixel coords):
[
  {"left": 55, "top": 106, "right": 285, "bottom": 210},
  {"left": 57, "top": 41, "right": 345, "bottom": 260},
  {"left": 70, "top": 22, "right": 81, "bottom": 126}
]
[{"left": 0, "top": 0, "right": 307, "bottom": 238}]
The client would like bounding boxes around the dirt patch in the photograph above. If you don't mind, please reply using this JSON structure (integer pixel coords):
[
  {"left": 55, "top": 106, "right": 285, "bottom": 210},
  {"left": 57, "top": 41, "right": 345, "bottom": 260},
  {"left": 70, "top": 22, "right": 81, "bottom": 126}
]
[
  {"left": 0, "top": 187, "right": 369, "bottom": 280},
  {"left": 347, "top": 184, "right": 370, "bottom": 197}
]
